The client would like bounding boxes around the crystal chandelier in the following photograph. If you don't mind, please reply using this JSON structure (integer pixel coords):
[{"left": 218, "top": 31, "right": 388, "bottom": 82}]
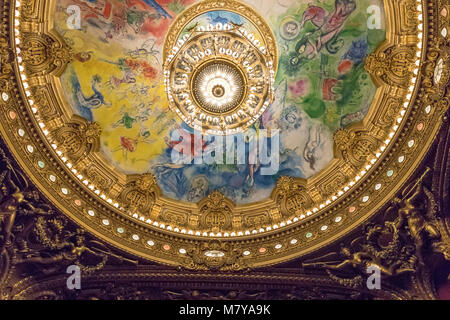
[{"left": 164, "top": 21, "right": 277, "bottom": 135}]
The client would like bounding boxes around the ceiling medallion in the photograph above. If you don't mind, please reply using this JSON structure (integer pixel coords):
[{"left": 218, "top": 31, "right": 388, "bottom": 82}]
[{"left": 163, "top": 3, "right": 277, "bottom": 135}]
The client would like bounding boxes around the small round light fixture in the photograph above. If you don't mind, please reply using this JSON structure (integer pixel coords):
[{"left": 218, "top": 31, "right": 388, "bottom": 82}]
[{"left": 192, "top": 60, "right": 246, "bottom": 114}]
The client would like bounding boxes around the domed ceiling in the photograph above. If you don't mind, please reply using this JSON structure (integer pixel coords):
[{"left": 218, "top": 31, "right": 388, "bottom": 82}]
[
  {"left": 54, "top": 0, "right": 385, "bottom": 204},
  {"left": 1, "top": 0, "right": 448, "bottom": 270}
]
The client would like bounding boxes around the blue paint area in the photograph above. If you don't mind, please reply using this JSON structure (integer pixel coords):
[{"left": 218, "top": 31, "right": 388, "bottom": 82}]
[
  {"left": 70, "top": 71, "right": 109, "bottom": 122},
  {"left": 343, "top": 40, "right": 368, "bottom": 64},
  {"left": 153, "top": 124, "right": 306, "bottom": 203},
  {"left": 206, "top": 11, "right": 244, "bottom": 25}
]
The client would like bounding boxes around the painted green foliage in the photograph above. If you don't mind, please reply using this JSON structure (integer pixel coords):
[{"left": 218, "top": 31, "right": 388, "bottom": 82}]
[{"left": 275, "top": 0, "right": 385, "bottom": 132}]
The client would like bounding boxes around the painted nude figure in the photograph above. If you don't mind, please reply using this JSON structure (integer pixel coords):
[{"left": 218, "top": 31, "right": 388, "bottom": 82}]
[{"left": 290, "top": 0, "right": 356, "bottom": 66}]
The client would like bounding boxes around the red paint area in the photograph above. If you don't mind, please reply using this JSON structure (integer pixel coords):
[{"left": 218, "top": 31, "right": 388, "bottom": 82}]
[
  {"left": 120, "top": 136, "right": 137, "bottom": 152},
  {"left": 141, "top": 18, "right": 172, "bottom": 43},
  {"left": 125, "top": 59, "right": 158, "bottom": 79},
  {"left": 168, "top": 130, "right": 210, "bottom": 160},
  {"left": 322, "top": 78, "right": 339, "bottom": 101}
]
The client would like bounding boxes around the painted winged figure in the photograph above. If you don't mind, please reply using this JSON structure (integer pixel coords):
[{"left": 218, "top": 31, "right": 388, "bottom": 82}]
[{"left": 290, "top": 0, "right": 356, "bottom": 66}]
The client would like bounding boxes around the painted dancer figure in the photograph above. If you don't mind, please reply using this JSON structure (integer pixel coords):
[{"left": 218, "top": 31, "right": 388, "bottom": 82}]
[{"left": 112, "top": 131, "right": 155, "bottom": 159}]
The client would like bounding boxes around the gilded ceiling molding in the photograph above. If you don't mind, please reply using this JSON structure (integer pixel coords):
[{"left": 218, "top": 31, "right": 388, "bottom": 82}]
[
  {"left": 119, "top": 173, "right": 161, "bottom": 216},
  {"left": 19, "top": 31, "right": 72, "bottom": 78},
  {"left": 50, "top": 116, "right": 101, "bottom": 164},
  {"left": 0, "top": 0, "right": 448, "bottom": 273}
]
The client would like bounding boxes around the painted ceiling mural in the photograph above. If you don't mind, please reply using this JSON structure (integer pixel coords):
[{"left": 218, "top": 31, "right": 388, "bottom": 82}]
[{"left": 54, "top": 0, "right": 386, "bottom": 204}]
